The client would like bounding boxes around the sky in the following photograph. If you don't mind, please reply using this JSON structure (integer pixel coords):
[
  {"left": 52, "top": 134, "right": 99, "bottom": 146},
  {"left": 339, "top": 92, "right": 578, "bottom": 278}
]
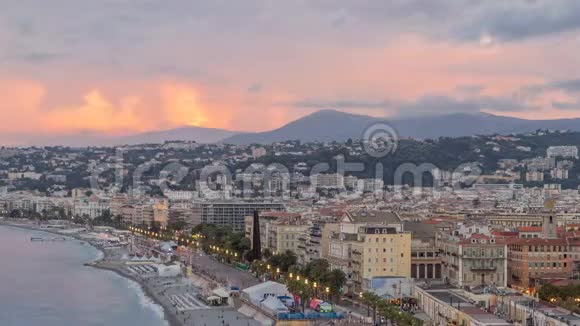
[{"left": 2, "top": 0, "right": 580, "bottom": 143}]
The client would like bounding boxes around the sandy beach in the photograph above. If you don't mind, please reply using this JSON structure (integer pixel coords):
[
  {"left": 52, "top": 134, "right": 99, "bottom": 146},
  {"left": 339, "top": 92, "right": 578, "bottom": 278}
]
[{"left": 0, "top": 220, "right": 261, "bottom": 326}]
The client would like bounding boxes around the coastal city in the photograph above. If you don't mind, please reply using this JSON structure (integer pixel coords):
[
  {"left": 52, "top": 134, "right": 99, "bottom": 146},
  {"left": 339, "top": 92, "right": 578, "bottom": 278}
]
[
  {"left": 3, "top": 1, "right": 580, "bottom": 325},
  {"left": 3, "top": 131, "right": 580, "bottom": 325}
]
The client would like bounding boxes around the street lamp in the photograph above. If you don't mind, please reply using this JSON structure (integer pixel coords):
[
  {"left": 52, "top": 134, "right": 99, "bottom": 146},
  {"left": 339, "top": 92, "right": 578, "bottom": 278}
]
[{"left": 289, "top": 273, "right": 293, "bottom": 279}]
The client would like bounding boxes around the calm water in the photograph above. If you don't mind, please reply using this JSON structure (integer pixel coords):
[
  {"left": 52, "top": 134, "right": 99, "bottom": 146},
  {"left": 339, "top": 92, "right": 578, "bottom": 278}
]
[{"left": 0, "top": 226, "right": 167, "bottom": 326}]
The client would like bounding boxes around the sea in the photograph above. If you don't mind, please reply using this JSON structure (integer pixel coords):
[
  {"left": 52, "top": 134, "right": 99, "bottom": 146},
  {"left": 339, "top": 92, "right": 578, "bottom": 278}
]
[{"left": 0, "top": 225, "right": 168, "bottom": 326}]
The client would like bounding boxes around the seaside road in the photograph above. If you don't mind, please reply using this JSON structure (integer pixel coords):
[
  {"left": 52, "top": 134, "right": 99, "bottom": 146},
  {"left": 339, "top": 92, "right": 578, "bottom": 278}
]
[{"left": 189, "top": 254, "right": 260, "bottom": 289}]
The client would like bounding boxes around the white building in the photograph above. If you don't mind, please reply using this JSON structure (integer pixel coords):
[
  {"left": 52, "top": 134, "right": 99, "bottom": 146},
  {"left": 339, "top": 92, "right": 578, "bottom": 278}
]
[
  {"left": 310, "top": 173, "right": 345, "bottom": 188},
  {"left": 73, "top": 197, "right": 110, "bottom": 219},
  {"left": 8, "top": 172, "right": 42, "bottom": 180},
  {"left": 547, "top": 146, "right": 578, "bottom": 159},
  {"left": 550, "top": 168, "right": 569, "bottom": 179},
  {"left": 163, "top": 190, "right": 195, "bottom": 201},
  {"left": 525, "top": 170, "right": 544, "bottom": 182},
  {"left": 252, "top": 147, "right": 267, "bottom": 158}
]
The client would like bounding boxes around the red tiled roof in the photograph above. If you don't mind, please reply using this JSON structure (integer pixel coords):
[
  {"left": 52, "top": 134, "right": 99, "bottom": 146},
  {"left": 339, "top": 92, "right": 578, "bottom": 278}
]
[
  {"left": 492, "top": 231, "right": 519, "bottom": 237},
  {"left": 518, "top": 226, "right": 542, "bottom": 232},
  {"left": 509, "top": 238, "right": 568, "bottom": 245}
]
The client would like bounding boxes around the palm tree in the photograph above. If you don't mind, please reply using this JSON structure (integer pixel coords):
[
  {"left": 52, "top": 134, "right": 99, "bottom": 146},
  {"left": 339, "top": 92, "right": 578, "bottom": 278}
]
[
  {"left": 323, "top": 269, "right": 346, "bottom": 302},
  {"left": 285, "top": 279, "right": 314, "bottom": 313},
  {"left": 361, "top": 292, "right": 381, "bottom": 324}
]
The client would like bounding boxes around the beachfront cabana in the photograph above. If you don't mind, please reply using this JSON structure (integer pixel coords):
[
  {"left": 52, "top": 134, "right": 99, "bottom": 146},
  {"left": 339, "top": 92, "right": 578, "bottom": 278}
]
[
  {"left": 241, "top": 281, "right": 290, "bottom": 305},
  {"left": 260, "top": 296, "right": 289, "bottom": 316},
  {"left": 212, "top": 288, "right": 231, "bottom": 305},
  {"left": 156, "top": 262, "right": 182, "bottom": 277}
]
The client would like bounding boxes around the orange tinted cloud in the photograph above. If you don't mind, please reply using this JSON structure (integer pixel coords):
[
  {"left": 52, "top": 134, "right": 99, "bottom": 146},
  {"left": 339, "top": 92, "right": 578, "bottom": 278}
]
[
  {"left": 2, "top": 33, "right": 580, "bottom": 139},
  {"left": 43, "top": 90, "right": 144, "bottom": 133},
  {"left": 160, "top": 83, "right": 210, "bottom": 128}
]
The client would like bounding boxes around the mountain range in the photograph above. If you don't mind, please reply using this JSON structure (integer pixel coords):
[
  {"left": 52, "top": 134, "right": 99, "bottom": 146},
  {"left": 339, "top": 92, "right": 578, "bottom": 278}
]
[
  {"left": 14, "top": 110, "right": 580, "bottom": 146},
  {"left": 223, "top": 110, "right": 580, "bottom": 144}
]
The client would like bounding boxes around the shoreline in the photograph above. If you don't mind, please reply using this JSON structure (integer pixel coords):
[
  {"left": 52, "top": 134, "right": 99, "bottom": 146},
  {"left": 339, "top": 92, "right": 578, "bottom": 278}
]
[{"left": 0, "top": 221, "right": 180, "bottom": 326}]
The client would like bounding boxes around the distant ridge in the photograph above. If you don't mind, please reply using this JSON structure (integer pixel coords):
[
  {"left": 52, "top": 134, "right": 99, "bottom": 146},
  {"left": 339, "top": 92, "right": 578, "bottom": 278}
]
[
  {"left": 15, "top": 126, "right": 241, "bottom": 147},
  {"left": 222, "top": 110, "right": 379, "bottom": 144},
  {"left": 11, "top": 110, "right": 580, "bottom": 146},
  {"left": 222, "top": 110, "right": 580, "bottom": 144}
]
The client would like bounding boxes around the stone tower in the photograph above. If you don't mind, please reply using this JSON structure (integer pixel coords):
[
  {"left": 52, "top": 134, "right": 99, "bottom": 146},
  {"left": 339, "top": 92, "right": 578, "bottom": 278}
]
[{"left": 541, "top": 198, "right": 557, "bottom": 239}]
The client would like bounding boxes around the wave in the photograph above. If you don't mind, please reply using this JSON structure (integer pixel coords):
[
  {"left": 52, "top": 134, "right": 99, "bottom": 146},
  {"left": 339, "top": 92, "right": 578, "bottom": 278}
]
[
  {"left": 93, "top": 249, "right": 105, "bottom": 261},
  {"left": 125, "top": 277, "right": 169, "bottom": 326}
]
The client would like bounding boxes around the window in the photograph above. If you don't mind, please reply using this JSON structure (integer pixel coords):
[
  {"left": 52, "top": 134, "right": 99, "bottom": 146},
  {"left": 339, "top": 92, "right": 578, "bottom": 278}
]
[
  {"left": 383, "top": 248, "right": 386, "bottom": 253},
  {"left": 401, "top": 253, "right": 404, "bottom": 258}
]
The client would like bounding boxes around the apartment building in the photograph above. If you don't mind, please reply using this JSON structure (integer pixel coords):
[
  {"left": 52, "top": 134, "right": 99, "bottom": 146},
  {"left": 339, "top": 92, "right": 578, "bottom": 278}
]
[
  {"left": 244, "top": 212, "right": 308, "bottom": 256},
  {"left": 323, "top": 210, "right": 410, "bottom": 294},
  {"left": 507, "top": 238, "right": 571, "bottom": 291},
  {"left": 296, "top": 224, "right": 322, "bottom": 265},
  {"left": 310, "top": 173, "right": 345, "bottom": 189},
  {"left": 405, "top": 222, "right": 442, "bottom": 281},
  {"left": 195, "top": 201, "right": 285, "bottom": 232},
  {"left": 168, "top": 201, "right": 198, "bottom": 229},
  {"left": 73, "top": 196, "right": 109, "bottom": 219},
  {"left": 547, "top": 146, "right": 578, "bottom": 159},
  {"left": 437, "top": 225, "right": 508, "bottom": 288}
]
